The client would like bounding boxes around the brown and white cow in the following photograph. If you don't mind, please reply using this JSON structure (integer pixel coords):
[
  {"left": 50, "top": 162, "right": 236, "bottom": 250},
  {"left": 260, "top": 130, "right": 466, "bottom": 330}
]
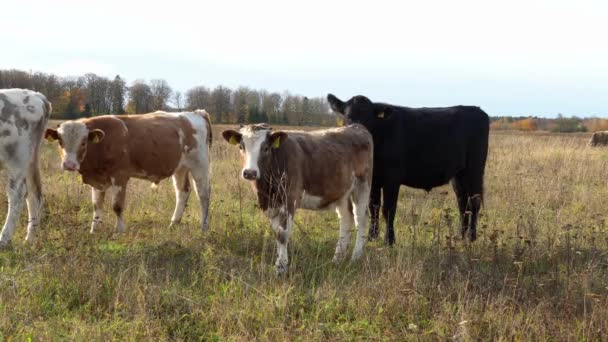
[
  {"left": 0, "top": 89, "right": 52, "bottom": 247},
  {"left": 45, "top": 110, "right": 212, "bottom": 233},
  {"left": 222, "top": 124, "right": 373, "bottom": 275}
]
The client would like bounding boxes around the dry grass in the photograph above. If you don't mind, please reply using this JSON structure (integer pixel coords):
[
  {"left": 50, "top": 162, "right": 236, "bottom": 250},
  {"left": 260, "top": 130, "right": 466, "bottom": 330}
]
[{"left": 1, "top": 126, "right": 607, "bottom": 340}]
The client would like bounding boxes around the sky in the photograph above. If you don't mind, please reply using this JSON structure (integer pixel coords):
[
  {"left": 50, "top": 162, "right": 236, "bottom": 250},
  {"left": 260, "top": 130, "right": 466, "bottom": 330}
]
[{"left": 1, "top": 0, "right": 607, "bottom": 117}]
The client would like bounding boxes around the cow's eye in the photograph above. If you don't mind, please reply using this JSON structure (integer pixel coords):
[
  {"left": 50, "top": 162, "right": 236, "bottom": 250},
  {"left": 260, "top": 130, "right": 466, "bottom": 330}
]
[
  {"left": 263, "top": 146, "right": 269, "bottom": 153},
  {"left": 81, "top": 141, "right": 86, "bottom": 147},
  {"left": 239, "top": 143, "right": 245, "bottom": 150}
]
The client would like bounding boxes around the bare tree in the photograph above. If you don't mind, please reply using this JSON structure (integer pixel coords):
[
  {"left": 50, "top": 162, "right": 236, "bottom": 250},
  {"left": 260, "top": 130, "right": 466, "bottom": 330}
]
[
  {"left": 150, "top": 79, "right": 173, "bottom": 111},
  {"left": 186, "top": 86, "right": 211, "bottom": 111},
  {"left": 128, "top": 80, "right": 153, "bottom": 114},
  {"left": 172, "top": 91, "right": 184, "bottom": 111}
]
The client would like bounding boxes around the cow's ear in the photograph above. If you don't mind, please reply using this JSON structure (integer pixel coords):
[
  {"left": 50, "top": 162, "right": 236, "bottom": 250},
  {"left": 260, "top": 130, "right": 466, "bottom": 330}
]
[
  {"left": 327, "top": 94, "right": 345, "bottom": 114},
  {"left": 88, "top": 129, "right": 105, "bottom": 144},
  {"left": 269, "top": 131, "right": 287, "bottom": 149},
  {"left": 222, "top": 130, "right": 242, "bottom": 146},
  {"left": 375, "top": 105, "right": 392, "bottom": 120},
  {"left": 45, "top": 128, "right": 59, "bottom": 142}
]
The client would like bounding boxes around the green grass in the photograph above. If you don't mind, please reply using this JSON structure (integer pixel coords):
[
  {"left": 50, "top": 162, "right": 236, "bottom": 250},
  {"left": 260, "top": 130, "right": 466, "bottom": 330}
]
[{"left": 0, "top": 127, "right": 607, "bottom": 340}]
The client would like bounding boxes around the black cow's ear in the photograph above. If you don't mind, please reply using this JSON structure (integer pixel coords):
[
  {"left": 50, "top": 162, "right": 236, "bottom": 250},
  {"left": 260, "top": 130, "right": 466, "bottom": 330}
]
[
  {"left": 327, "top": 94, "right": 345, "bottom": 114},
  {"left": 222, "top": 130, "right": 242, "bottom": 145},
  {"left": 375, "top": 105, "right": 392, "bottom": 120}
]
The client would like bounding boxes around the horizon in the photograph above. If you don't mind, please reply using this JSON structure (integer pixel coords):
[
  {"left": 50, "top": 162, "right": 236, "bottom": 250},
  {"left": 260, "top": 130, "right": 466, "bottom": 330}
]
[{"left": 1, "top": 0, "right": 607, "bottom": 117}]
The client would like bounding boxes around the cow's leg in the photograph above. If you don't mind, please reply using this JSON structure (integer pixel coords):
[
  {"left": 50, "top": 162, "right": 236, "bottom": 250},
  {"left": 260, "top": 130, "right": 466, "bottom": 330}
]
[
  {"left": 333, "top": 199, "right": 353, "bottom": 263},
  {"left": 90, "top": 187, "right": 105, "bottom": 233},
  {"left": 351, "top": 179, "right": 371, "bottom": 261},
  {"left": 381, "top": 183, "right": 400, "bottom": 245},
  {"left": 191, "top": 167, "right": 211, "bottom": 231},
  {"left": 170, "top": 167, "right": 191, "bottom": 226},
  {"left": 0, "top": 171, "right": 27, "bottom": 247},
  {"left": 463, "top": 170, "right": 484, "bottom": 242},
  {"left": 25, "top": 165, "right": 43, "bottom": 243},
  {"left": 111, "top": 180, "right": 128, "bottom": 233},
  {"left": 368, "top": 182, "right": 381, "bottom": 241},
  {"left": 266, "top": 207, "right": 293, "bottom": 275},
  {"left": 452, "top": 171, "right": 483, "bottom": 242}
]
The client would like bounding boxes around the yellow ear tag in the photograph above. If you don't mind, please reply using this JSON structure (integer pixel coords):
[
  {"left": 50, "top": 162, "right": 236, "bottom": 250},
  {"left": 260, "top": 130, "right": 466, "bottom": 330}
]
[
  {"left": 229, "top": 136, "right": 238, "bottom": 145},
  {"left": 46, "top": 135, "right": 56, "bottom": 142},
  {"left": 377, "top": 112, "right": 385, "bottom": 119},
  {"left": 272, "top": 136, "right": 281, "bottom": 149},
  {"left": 92, "top": 135, "right": 100, "bottom": 144}
]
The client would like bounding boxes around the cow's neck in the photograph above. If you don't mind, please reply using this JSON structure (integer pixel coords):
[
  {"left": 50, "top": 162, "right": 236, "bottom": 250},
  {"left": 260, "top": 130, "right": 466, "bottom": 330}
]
[{"left": 254, "top": 153, "right": 290, "bottom": 211}]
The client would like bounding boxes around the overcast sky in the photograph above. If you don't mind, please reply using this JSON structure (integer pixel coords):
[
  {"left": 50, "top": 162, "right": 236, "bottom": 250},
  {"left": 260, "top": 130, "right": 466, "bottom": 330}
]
[{"left": 1, "top": 0, "right": 607, "bottom": 116}]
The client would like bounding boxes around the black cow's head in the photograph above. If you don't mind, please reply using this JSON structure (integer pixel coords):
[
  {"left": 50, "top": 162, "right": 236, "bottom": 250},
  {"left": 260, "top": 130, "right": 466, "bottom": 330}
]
[{"left": 327, "top": 94, "right": 391, "bottom": 131}]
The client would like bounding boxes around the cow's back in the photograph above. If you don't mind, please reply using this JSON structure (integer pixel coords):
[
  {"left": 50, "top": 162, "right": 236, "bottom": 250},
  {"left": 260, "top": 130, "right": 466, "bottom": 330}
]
[
  {"left": 0, "top": 89, "right": 51, "bottom": 164},
  {"left": 286, "top": 124, "right": 373, "bottom": 207},
  {"left": 376, "top": 105, "right": 488, "bottom": 189},
  {"left": 81, "top": 113, "right": 195, "bottom": 184}
]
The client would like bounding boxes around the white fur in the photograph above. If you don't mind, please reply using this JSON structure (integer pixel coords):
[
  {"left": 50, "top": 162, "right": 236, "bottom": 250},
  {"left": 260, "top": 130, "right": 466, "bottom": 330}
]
[
  {"left": 239, "top": 127, "right": 269, "bottom": 180},
  {"left": 0, "top": 89, "right": 50, "bottom": 246},
  {"left": 57, "top": 121, "right": 89, "bottom": 170}
]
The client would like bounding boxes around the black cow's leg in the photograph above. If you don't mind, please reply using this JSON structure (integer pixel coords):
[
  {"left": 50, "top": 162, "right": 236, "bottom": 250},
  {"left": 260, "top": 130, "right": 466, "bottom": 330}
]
[
  {"left": 381, "top": 184, "right": 400, "bottom": 245},
  {"left": 368, "top": 184, "right": 381, "bottom": 240},
  {"left": 453, "top": 171, "right": 483, "bottom": 242},
  {"left": 451, "top": 175, "right": 468, "bottom": 238},
  {"left": 465, "top": 171, "right": 484, "bottom": 242}
]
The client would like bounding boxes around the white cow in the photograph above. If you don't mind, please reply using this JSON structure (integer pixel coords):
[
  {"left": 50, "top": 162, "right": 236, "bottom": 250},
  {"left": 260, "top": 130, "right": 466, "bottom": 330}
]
[{"left": 0, "top": 89, "right": 51, "bottom": 247}]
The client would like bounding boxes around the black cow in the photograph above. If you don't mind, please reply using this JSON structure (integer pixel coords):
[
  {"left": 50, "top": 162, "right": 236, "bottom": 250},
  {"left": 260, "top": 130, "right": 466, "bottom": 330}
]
[{"left": 327, "top": 94, "right": 489, "bottom": 244}]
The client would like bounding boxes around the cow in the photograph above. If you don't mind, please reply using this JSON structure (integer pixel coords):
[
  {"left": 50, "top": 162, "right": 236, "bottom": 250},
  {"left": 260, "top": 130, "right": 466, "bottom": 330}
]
[
  {"left": 0, "top": 89, "right": 52, "bottom": 248},
  {"left": 44, "top": 110, "right": 212, "bottom": 233},
  {"left": 589, "top": 131, "right": 608, "bottom": 147},
  {"left": 327, "top": 94, "right": 489, "bottom": 244},
  {"left": 222, "top": 124, "right": 373, "bottom": 275}
]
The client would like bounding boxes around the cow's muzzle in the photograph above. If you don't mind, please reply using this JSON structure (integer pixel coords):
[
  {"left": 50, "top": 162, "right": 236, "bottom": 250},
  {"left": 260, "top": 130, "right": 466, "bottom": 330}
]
[
  {"left": 62, "top": 160, "right": 80, "bottom": 171},
  {"left": 242, "top": 169, "right": 258, "bottom": 180}
]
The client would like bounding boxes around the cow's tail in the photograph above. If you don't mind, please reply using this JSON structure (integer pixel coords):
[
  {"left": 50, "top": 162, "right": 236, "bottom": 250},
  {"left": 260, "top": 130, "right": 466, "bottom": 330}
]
[{"left": 194, "top": 109, "right": 213, "bottom": 148}]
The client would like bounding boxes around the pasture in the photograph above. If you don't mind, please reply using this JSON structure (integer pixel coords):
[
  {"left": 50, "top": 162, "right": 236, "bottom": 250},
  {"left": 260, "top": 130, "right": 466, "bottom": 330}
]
[{"left": 1, "top": 126, "right": 608, "bottom": 340}]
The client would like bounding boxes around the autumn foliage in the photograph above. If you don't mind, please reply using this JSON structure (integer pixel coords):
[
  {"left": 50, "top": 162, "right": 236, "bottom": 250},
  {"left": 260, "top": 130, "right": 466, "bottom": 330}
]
[{"left": 510, "top": 118, "right": 538, "bottom": 131}]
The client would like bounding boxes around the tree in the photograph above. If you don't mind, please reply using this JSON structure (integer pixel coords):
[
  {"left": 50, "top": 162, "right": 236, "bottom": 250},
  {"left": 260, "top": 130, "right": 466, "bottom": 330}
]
[
  {"left": 128, "top": 80, "right": 153, "bottom": 114},
  {"left": 233, "top": 86, "right": 250, "bottom": 123},
  {"left": 210, "top": 85, "right": 232, "bottom": 123},
  {"left": 150, "top": 79, "right": 173, "bottom": 111},
  {"left": 186, "top": 86, "right": 211, "bottom": 111},
  {"left": 172, "top": 91, "right": 184, "bottom": 112},
  {"left": 111, "top": 75, "right": 127, "bottom": 114}
]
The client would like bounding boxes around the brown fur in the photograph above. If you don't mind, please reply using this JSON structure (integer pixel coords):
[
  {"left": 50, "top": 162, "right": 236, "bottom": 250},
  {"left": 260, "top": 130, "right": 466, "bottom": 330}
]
[
  {"left": 74, "top": 114, "right": 201, "bottom": 189},
  {"left": 252, "top": 124, "right": 373, "bottom": 212},
  {"left": 589, "top": 131, "right": 608, "bottom": 147}
]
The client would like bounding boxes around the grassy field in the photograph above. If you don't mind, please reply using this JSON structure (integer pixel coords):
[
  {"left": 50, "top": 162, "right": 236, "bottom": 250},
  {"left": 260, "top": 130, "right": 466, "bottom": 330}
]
[{"left": 1, "top": 126, "right": 608, "bottom": 340}]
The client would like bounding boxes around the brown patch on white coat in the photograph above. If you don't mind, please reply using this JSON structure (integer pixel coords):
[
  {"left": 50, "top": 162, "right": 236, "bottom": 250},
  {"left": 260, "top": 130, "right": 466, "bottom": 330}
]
[
  {"left": 45, "top": 110, "right": 212, "bottom": 233},
  {"left": 222, "top": 123, "right": 373, "bottom": 275}
]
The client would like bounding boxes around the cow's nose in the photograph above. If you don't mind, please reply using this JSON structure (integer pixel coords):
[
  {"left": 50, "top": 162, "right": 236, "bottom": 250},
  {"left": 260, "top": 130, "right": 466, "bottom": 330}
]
[
  {"left": 242, "top": 169, "right": 258, "bottom": 180},
  {"left": 62, "top": 161, "right": 79, "bottom": 171}
]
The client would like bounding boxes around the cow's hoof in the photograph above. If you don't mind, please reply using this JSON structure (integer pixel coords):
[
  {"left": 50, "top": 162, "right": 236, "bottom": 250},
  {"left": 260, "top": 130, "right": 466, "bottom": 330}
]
[
  {"left": 332, "top": 253, "right": 346, "bottom": 264},
  {"left": 24, "top": 234, "right": 35, "bottom": 244},
  {"left": 201, "top": 222, "right": 209, "bottom": 232},
  {"left": 368, "top": 228, "right": 379, "bottom": 241},
  {"left": 0, "top": 240, "right": 13, "bottom": 250},
  {"left": 275, "top": 263, "right": 288, "bottom": 276},
  {"left": 350, "top": 252, "right": 363, "bottom": 262}
]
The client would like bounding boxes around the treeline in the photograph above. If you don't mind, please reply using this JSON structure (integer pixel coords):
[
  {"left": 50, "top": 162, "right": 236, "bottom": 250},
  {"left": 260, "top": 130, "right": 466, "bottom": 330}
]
[
  {"left": 0, "top": 69, "right": 335, "bottom": 125},
  {"left": 491, "top": 115, "right": 608, "bottom": 133}
]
